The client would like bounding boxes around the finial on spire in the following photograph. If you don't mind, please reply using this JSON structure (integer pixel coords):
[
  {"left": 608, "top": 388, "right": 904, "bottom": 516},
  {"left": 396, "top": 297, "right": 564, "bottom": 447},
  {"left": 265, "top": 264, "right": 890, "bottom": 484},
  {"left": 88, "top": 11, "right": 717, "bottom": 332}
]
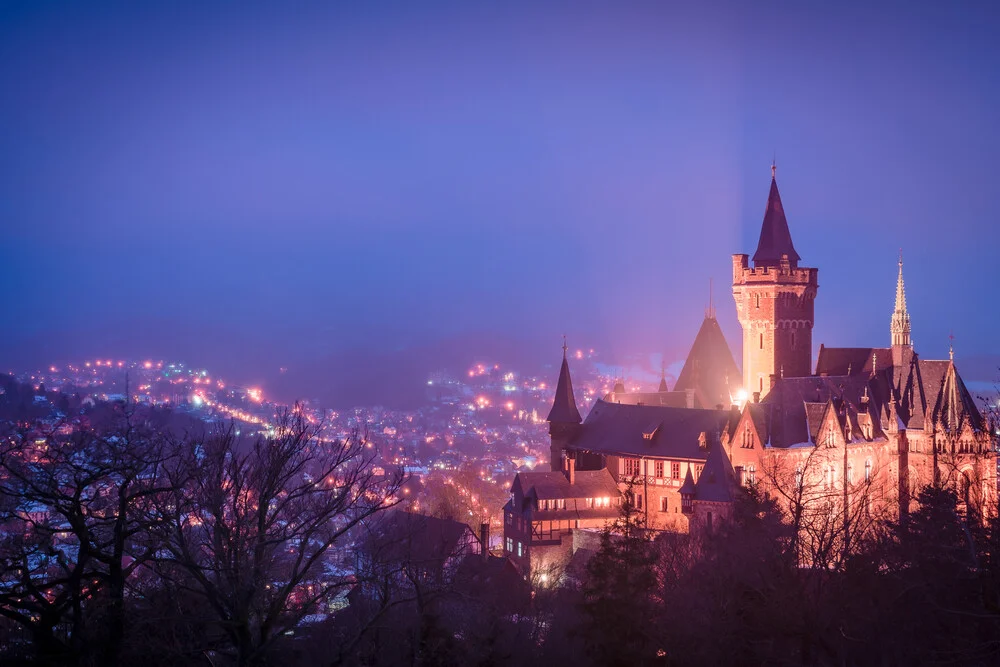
[
  {"left": 562, "top": 334, "right": 568, "bottom": 359},
  {"left": 706, "top": 278, "right": 715, "bottom": 319},
  {"left": 949, "top": 332, "right": 955, "bottom": 362},
  {"left": 891, "top": 250, "right": 911, "bottom": 349},
  {"left": 771, "top": 157, "right": 776, "bottom": 181}
]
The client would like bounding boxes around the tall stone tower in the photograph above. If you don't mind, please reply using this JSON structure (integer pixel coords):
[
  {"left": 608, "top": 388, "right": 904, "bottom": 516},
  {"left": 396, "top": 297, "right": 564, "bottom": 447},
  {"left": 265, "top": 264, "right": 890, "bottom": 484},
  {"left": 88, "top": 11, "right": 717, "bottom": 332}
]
[{"left": 732, "top": 166, "right": 818, "bottom": 398}]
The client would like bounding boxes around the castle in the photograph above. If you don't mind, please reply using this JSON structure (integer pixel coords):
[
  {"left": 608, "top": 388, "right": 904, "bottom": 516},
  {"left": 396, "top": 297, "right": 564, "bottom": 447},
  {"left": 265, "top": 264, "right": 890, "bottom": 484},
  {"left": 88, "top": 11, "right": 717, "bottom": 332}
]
[{"left": 503, "top": 167, "right": 996, "bottom": 579}]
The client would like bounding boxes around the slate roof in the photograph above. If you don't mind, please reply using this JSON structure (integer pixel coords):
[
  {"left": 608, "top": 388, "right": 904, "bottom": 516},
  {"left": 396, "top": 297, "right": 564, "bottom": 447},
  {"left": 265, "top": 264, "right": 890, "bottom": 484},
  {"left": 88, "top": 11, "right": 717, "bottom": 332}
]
[
  {"left": 694, "top": 443, "right": 736, "bottom": 503},
  {"left": 602, "top": 390, "right": 692, "bottom": 408},
  {"left": 513, "top": 469, "right": 619, "bottom": 501},
  {"left": 673, "top": 316, "right": 742, "bottom": 410},
  {"left": 678, "top": 467, "right": 696, "bottom": 495},
  {"left": 570, "top": 400, "right": 730, "bottom": 460},
  {"left": 756, "top": 374, "right": 890, "bottom": 447},
  {"left": 547, "top": 354, "right": 582, "bottom": 424},
  {"left": 752, "top": 174, "right": 801, "bottom": 268},
  {"left": 745, "top": 351, "right": 987, "bottom": 447},
  {"left": 815, "top": 346, "right": 893, "bottom": 377},
  {"left": 931, "top": 360, "right": 986, "bottom": 434}
]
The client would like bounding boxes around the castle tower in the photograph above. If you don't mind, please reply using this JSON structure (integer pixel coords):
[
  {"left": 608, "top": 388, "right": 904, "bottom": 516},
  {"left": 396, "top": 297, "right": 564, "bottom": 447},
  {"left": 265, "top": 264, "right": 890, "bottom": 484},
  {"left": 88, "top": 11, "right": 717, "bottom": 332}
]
[
  {"left": 732, "top": 165, "right": 818, "bottom": 397},
  {"left": 890, "top": 251, "right": 912, "bottom": 366},
  {"left": 546, "top": 338, "right": 582, "bottom": 472}
]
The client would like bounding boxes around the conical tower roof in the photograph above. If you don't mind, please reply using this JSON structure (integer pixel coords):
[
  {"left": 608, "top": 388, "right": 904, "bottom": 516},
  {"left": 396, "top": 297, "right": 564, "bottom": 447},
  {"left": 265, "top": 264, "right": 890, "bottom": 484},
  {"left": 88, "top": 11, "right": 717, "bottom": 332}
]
[
  {"left": 674, "top": 315, "right": 742, "bottom": 409},
  {"left": 678, "top": 466, "right": 696, "bottom": 495},
  {"left": 694, "top": 441, "right": 736, "bottom": 503},
  {"left": 547, "top": 342, "right": 582, "bottom": 424},
  {"left": 752, "top": 166, "right": 801, "bottom": 268}
]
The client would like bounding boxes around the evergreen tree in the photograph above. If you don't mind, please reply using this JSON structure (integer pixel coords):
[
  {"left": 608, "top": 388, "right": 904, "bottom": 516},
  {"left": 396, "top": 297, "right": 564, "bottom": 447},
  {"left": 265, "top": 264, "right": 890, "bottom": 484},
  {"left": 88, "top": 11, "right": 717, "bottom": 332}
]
[{"left": 579, "top": 483, "right": 662, "bottom": 666}]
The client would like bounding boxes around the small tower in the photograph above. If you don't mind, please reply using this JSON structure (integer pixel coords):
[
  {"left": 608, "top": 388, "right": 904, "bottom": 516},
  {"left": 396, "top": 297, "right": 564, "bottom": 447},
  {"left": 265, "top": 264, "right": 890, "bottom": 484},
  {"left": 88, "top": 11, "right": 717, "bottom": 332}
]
[
  {"left": 546, "top": 337, "right": 582, "bottom": 472},
  {"left": 732, "top": 164, "right": 818, "bottom": 397},
  {"left": 658, "top": 362, "right": 669, "bottom": 393},
  {"left": 890, "top": 251, "right": 912, "bottom": 366}
]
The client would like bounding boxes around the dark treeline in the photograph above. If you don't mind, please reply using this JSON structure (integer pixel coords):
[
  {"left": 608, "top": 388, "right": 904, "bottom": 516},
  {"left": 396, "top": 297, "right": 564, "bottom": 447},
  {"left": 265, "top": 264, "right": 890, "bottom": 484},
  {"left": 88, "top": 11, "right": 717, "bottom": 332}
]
[{"left": 2, "top": 375, "right": 1000, "bottom": 666}]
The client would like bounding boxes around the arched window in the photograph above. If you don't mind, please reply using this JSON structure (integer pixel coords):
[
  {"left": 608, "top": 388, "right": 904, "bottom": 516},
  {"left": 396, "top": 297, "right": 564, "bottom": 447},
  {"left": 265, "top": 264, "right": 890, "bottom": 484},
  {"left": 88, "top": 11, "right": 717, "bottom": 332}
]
[
  {"left": 747, "top": 464, "right": 756, "bottom": 487},
  {"left": 755, "top": 294, "right": 760, "bottom": 309},
  {"left": 759, "top": 333, "right": 764, "bottom": 350},
  {"left": 865, "top": 459, "right": 872, "bottom": 482},
  {"left": 791, "top": 330, "right": 797, "bottom": 350},
  {"left": 795, "top": 464, "right": 803, "bottom": 489},
  {"left": 847, "top": 462, "right": 854, "bottom": 484}
]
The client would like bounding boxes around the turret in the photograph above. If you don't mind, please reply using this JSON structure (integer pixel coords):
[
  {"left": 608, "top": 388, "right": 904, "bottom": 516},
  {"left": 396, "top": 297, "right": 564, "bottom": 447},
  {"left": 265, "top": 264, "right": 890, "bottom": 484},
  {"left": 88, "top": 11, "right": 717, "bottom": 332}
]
[{"left": 546, "top": 337, "right": 582, "bottom": 472}]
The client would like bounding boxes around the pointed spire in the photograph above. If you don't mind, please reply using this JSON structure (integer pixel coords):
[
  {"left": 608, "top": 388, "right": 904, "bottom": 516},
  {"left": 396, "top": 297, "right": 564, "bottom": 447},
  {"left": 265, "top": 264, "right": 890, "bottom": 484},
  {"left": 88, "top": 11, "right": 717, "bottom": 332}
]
[
  {"left": 752, "top": 163, "right": 801, "bottom": 268},
  {"left": 546, "top": 337, "right": 582, "bottom": 424},
  {"left": 891, "top": 251, "right": 911, "bottom": 348},
  {"left": 658, "top": 361, "right": 669, "bottom": 393}
]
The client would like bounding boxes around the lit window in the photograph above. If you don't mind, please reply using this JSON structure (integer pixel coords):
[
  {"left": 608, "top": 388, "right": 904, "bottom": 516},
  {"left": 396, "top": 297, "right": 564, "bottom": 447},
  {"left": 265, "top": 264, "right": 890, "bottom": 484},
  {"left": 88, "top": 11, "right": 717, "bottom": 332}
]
[
  {"left": 506, "top": 537, "right": 513, "bottom": 553},
  {"left": 585, "top": 497, "right": 594, "bottom": 508},
  {"left": 865, "top": 459, "right": 872, "bottom": 482},
  {"left": 745, "top": 464, "right": 756, "bottom": 487},
  {"left": 847, "top": 462, "right": 854, "bottom": 484},
  {"left": 517, "top": 541, "right": 523, "bottom": 557},
  {"left": 795, "top": 464, "right": 803, "bottom": 488}
]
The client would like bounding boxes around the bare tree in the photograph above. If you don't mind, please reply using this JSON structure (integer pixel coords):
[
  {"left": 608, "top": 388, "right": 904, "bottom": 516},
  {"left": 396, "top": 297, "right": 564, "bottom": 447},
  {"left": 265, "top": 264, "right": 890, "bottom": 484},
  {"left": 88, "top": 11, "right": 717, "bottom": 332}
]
[
  {"left": 0, "top": 403, "right": 182, "bottom": 665},
  {"left": 160, "top": 409, "right": 403, "bottom": 666}
]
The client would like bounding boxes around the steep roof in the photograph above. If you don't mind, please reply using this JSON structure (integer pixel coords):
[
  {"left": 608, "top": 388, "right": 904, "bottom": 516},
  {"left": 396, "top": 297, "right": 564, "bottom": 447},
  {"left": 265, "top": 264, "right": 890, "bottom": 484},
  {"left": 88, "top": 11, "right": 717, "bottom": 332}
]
[
  {"left": 602, "top": 390, "right": 693, "bottom": 409},
  {"left": 547, "top": 351, "right": 582, "bottom": 424},
  {"left": 694, "top": 443, "right": 736, "bottom": 503},
  {"left": 815, "top": 346, "right": 893, "bottom": 377},
  {"left": 678, "top": 467, "right": 697, "bottom": 495},
  {"left": 752, "top": 172, "right": 801, "bottom": 268},
  {"left": 512, "top": 469, "right": 619, "bottom": 500},
  {"left": 757, "top": 373, "right": 892, "bottom": 447},
  {"left": 930, "top": 360, "right": 986, "bottom": 434},
  {"left": 673, "top": 316, "right": 742, "bottom": 409},
  {"left": 570, "top": 400, "right": 730, "bottom": 460}
]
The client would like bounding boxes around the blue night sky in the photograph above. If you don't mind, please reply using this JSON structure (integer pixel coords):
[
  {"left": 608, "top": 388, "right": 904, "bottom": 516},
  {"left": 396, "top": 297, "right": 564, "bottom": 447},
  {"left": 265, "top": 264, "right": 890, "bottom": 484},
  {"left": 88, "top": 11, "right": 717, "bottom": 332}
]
[{"left": 2, "top": 1, "right": 999, "bottom": 395}]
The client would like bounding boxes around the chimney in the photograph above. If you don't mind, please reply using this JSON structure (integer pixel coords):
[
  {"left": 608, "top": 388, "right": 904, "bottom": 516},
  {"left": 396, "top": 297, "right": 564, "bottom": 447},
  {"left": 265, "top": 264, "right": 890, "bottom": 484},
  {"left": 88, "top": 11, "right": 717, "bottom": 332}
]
[
  {"left": 480, "top": 522, "right": 490, "bottom": 560},
  {"left": 565, "top": 455, "right": 576, "bottom": 485},
  {"left": 752, "top": 391, "right": 761, "bottom": 404}
]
